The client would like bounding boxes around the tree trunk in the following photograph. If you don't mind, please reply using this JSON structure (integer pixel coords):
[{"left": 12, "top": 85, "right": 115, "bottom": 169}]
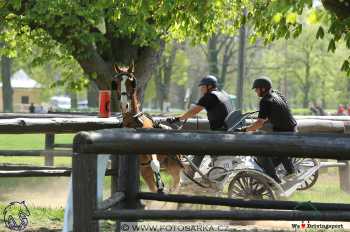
[
  {"left": 236, "top": 23, "right": 247, "bottom": 110},
  {"left": 302, "top": 54, "right": 311, "bottom": 108},
  {"left": 162, "top": 42, "right": 178, "bottom": 111},
  {"left": 220, "top": 37, "right": 236, "bottom": 89},
  {"left": 70, "top": 90, "right": 78, "bottom": 109},
  {"left": 303, "top": 85, "right": 310, "bottom": 108},
  {"left": 87, "top": 81, "right": 98, "bottom": 108},
  {"left": 208, "top": 35, "right": 219, "bottom": 77},
  {"left": 283, "top": 41, "right": 288, "bottom": 98},
  {"left": 321, "top": 79, "right": 326, "bottom": 108},
  {"left": 155, "top": 65, "right": 163, "bottom": 110},
  {"left": 1, "top": 56, "right": 13, "bottom": 113},
  {"left": 135, "top": 46, "right": 164, "bottom": 108},
  {"left": 78, "top": 43, "right": 163, "bottom": 111},
  {"left": 221, "top": 50, "right": 230, "bottom": 89}
]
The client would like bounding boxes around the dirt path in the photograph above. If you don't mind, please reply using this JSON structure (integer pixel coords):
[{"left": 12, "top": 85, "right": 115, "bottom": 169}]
[
  {"left": 1, "top": 176, "right": 350, "bottom": 232},
  {"left": 0, "top": 177, "right": 70, "bottom": 208}
]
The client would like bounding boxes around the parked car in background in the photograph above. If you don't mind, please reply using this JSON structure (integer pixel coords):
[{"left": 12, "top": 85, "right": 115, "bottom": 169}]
[
  {"left": 78, "top": 100, "right": 88, "bottom": 109},
  {"left": 49, "top": 96, "right": 71, "bottom": 110}
]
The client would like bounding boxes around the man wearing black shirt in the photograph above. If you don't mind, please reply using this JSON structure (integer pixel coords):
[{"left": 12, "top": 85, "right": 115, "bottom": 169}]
[
  {"left": 238, "top": 76, "right": 297, "bottom": 183},
  {"left": 167, "top": 75, "right": 234, "bottom": 176}
]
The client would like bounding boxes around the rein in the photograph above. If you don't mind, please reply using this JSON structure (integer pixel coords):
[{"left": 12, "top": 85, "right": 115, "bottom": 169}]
[{"left": 123, "top": 111, "right": 164, "bottom": 166}]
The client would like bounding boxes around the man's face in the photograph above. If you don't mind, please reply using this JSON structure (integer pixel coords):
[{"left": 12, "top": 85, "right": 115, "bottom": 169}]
[
  {"left": 255, "top": 88, "right": 265, "bottom": 97},
  {"left": 200, "top": 85, "right": 208, "bottom": 95}
]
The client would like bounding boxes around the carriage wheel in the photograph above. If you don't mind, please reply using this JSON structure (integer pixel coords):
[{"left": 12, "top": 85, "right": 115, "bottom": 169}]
[
  {"left": 293, "top": 158, "right": 319, "bottom": 190},
  {"left": 228, "top": 171, "right": 276, "bottom": 200}
]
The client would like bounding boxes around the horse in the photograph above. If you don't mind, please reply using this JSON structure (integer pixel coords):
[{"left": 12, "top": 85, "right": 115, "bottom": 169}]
[{"left": 112, "top": 63, "right": 182, "bottom": 193}]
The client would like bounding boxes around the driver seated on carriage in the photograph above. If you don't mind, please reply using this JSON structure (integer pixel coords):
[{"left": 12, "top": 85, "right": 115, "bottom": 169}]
[
  {"left": 167, "top": 75, "right": 234, "bottom": 178},
  {"left": 236, "top": 76, "right": 297, "bottom": 183}
]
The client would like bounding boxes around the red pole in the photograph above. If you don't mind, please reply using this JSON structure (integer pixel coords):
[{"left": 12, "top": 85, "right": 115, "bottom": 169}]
[{"left": 99, "top": 90, "right": 111, "bottom": 118}]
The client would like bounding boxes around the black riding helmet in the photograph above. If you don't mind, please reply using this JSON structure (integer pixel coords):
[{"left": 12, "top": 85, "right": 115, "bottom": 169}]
[
  {"left": 252, "top": 76, "right": 272, "bottom": 89},
  {"left": 198, "top": 75, "right": 218, "bottom": 87}
]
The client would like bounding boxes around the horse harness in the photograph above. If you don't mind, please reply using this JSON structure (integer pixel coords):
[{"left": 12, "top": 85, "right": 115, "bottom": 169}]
[{"left": 122, "top": 111, "right": 180, "bottom": 167}]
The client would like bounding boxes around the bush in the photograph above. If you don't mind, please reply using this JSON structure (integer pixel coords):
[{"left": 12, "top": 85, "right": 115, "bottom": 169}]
[{"left": 291, "top": 108, "right": 311, "bottom": 115}]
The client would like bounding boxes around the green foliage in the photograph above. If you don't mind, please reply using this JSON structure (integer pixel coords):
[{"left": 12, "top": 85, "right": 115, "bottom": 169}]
[
  {"left": 171, "top": 49, "right": 189, "bottom": 86},
  {"left": 257, "top": 23, "right": 348, "bottom": 108},
  {"left": 0, "top": 0, "right": 241, "bottom": 56},
  {"left": 1, "top": 0, "right": 350, "bottom": 94},
  {"left": 230, "top": 1, "right": 350, "bottom": 76}
]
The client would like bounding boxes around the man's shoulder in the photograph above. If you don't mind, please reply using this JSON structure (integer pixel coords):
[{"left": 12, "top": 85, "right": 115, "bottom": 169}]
[
  {"left": 260, "top": 94, "right": 273, "bottom": 103},
  {"left": 203, "top": 92, "right": 220, "bottom": 99},
  {"left": 197, "top": 92, "right": 217, "bottom": 106}
]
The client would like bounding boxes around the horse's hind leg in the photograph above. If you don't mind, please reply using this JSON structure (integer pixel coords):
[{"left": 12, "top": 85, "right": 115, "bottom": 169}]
[{"left": 140, "top": 166, "right": 157, "bottom": 192}]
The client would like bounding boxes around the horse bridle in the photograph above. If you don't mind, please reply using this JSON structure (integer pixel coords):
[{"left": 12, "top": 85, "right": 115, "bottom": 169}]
[{"left": 112, "top": 72, "right": 136, "bottom": 100}]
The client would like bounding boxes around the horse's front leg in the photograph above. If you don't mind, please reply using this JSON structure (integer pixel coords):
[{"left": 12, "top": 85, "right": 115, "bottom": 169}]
[{"left": 150, "top": 154, "right": 165, "bottom": 193}]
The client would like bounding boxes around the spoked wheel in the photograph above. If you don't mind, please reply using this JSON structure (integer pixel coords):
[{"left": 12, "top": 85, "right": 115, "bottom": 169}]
[
  {"left": 228, "top": 171, "right": 276, "bottom": 200},
  {"left": 293, "top": 158, "right": 319, "bottom": 190}
]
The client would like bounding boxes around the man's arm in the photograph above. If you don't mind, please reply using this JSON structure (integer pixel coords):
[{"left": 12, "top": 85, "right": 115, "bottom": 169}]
[
  {"left": 245, "top": 118, "right": 267, "bottom": 132},
  {"left": 243, "top": 98, "right": 269, "bottom": 131},
  {"left": 179, "top": 105, "right": 204, "bottom": 120}
]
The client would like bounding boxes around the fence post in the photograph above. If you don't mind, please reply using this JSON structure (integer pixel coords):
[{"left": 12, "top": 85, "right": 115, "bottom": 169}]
[
  {"left": 44, "top": 133, "right": 55, "bottom": 166},
  {"left": 126, "top": 154, "right": 141, "bottom": 209},
  {"left": 111, "top": 156, "right": 118, "bottom": 195},
  {"left": 339, "top": 160, "right": 350, "bottom": 193},
  {"left": 113, "top": 154, "right": 141, "bottom": 232},
  {"left": 114, "top": 155, "right": 127, "bottom": 232},
  {"left": 72, "top": 134, "right": 99, "bottom": 232}
]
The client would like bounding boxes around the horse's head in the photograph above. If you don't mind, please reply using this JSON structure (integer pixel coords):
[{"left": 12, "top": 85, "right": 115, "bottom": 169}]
[{"left": 112, "top": 62, "right": 136, "bottom": 113}]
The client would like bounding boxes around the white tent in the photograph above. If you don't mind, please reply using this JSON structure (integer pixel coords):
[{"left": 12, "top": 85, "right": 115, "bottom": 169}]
[{"left": 0, "top": 69, "right": 42, "bottom": 88}]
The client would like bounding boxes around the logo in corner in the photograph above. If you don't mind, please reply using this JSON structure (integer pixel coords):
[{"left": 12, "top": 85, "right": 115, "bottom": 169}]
[{"left": 3, "top": 201, "right": 30, "bottom": 231}]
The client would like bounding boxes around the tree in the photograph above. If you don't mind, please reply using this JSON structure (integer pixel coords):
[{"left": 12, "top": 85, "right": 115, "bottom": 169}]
[
  {"left": 253, "top": 24, "right": 348, "bottom": 109},
  {"left": 237, "top": 0, "right": 350, "bottom": 75},
  {"left": 2, "top": 1, "right": 349, "bottom": 113},
  {"left": 236, "top": 25, "right": 247, "bottom": 110},
  {"left": 286, "top": 28, "right": 327, "bottom": 108},
  {"left": 154, "top": 41, "right": 178, "bottom": 111},
  {"left": 0, "top": 1, "right": 241, "bottom": 107},
  {"left": 206, "top": 34, "right": 237, "bottom": 88},
  {"left": 87, "top": 81, "right": 98, "bottom": 108},
  {"left": 1, "top": 54, "right": 13, "bottom": 112},
  {"left": 146, "top": 41, "right": 189, "bottom": 110}
]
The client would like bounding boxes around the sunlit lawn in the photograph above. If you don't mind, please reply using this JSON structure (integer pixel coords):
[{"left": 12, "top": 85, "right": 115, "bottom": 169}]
[{"left": 0, "top": 134, "right": 74, "bottom": 167}]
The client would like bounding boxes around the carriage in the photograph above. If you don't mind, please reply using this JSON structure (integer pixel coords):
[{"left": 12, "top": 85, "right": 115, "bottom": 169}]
[{"left": 171, "top": 110, "right": 320, "bottom": 200}]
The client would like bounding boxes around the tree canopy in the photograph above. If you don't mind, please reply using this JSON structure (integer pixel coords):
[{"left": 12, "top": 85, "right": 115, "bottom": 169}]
[{"left": 0, "top": 0, "right": 349, "bottom": 97}]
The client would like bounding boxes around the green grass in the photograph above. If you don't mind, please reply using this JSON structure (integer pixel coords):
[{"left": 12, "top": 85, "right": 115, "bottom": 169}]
[
  {"left": 0, "top": 203, "right": 64, "bottom": 231},
  {"left": 0, "top": 202, "right": 115, "bottom": 231},
  {"left": 0, "top": 134, "right": 74, "bottom": 167},
  {"left": 0, "top": 134, "right": 73, "bottom": 150},
  {"left": 290, "top": 170, "right": 350, "bottom": 204}
]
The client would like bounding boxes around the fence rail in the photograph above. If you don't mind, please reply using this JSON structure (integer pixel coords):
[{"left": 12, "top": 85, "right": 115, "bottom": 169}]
[
  {"left": 0, "top": 169, "right": 117, "bottom": 177},
  {"left": 0, "top": 114, "right": 349, "bottom": 231},
  {"left": 74, "top": 129, "right": 350, "bottom": 158},
  {"left": 72, "top": 128, "right": 350, "bottom": 232}
]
